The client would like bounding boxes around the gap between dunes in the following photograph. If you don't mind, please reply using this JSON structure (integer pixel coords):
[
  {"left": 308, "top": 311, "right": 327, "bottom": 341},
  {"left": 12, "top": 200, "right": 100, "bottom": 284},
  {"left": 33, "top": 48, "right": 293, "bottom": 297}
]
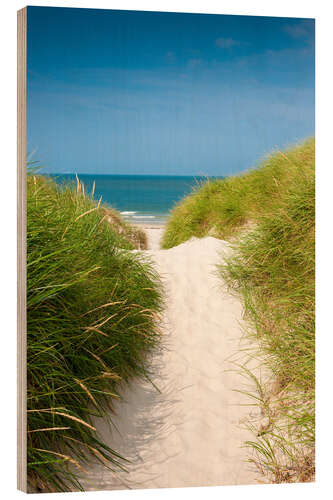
[{"left": 81, "top": 225, "right": 262, "bottom": 491}]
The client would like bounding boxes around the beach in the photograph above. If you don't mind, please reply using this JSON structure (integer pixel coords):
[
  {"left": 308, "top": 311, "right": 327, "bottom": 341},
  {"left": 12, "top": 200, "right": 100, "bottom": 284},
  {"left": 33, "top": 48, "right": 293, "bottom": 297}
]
[
  {"left": 81, "top": 224, "right": 262, "bottom": 491},
  {"left": 23, "top": 8, "right": 315, "bottom": 492}
]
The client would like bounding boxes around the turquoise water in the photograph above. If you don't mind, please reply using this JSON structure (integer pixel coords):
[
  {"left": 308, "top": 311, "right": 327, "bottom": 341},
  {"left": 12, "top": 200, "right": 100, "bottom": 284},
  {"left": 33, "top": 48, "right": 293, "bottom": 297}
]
[{"left": 50, "top": 174, "right": 217, "bottom": 225}]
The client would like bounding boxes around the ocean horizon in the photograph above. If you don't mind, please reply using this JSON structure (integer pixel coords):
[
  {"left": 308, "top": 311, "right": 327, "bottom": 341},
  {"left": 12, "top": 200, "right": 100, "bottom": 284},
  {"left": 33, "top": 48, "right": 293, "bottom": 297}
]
[{"left": 50, "top": 174, "right": 221, "bottom": 225}]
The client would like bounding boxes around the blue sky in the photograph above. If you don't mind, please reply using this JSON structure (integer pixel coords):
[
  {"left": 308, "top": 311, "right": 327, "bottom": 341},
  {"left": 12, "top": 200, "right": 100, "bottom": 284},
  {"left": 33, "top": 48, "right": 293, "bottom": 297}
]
[{"left": 27, "top": 7, "right": 315, "bottom": 176}]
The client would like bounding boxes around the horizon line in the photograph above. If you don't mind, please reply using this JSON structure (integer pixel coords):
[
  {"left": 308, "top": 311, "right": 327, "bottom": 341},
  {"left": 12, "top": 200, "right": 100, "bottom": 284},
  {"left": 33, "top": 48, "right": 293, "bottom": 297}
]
[{"left": 46, "top": 172, "right": 224, "bottom": 177}]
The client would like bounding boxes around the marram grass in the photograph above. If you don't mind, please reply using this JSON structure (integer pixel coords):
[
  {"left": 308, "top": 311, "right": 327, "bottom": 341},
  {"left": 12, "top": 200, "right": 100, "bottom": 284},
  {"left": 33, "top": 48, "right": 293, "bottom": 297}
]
[
  {"left": 27, "top": 173, "right": 163, "bottom": 492},
  {"left": 221, "top": 149, "right": 315, "bottom": 482},
  {"left": 162, "top": 138, "right": 315, "bottom": 249}
]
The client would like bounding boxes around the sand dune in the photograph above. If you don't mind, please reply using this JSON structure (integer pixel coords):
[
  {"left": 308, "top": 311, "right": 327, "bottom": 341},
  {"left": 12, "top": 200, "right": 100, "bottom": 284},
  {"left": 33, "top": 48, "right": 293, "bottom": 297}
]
[{"left": 81, "top": 228, "right": 261, "bottom": 491}]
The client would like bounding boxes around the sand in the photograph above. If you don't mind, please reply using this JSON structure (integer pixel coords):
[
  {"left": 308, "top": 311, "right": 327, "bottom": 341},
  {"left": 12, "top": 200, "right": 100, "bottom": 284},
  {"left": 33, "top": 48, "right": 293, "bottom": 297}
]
[{"left": 81, "top": 226, "right": 261, "bottom": 491}]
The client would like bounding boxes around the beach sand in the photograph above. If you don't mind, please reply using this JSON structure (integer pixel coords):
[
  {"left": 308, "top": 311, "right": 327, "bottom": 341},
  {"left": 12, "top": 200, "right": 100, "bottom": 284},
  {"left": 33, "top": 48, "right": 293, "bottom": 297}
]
[{"left": 81, "top": 225, "right": 262, "bottom": 491}]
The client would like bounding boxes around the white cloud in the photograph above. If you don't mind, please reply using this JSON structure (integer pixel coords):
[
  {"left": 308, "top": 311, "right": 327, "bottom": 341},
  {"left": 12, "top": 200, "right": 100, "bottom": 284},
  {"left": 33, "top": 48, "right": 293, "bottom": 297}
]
[
  {"left": 284, "top": 20, "right": 314, "bottom": 41},
  {"left": 216, "top": 37, "right": 241, "bottom": 49},
  {"left": 187, "top": 58, "right": 203, "bottom": 69}
]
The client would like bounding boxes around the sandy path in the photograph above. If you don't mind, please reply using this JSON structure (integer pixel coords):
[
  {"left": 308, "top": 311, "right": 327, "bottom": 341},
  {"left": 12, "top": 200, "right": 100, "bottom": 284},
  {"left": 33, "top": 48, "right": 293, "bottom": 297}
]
[{"left": 81, "top": 227, "right": 260, "bottom": 491}]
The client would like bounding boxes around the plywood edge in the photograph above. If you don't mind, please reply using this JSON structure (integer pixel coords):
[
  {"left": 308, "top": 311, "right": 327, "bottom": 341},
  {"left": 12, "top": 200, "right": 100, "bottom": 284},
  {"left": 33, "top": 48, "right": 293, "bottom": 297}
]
[{"left": 17, "top": 6, "right": 27, "bottom": 493}]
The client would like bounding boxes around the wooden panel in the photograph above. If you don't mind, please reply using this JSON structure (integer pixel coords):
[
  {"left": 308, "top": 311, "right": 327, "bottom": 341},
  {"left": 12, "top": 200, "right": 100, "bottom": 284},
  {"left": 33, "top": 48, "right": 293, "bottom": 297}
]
[{"left": 17, "top": 6, "right": 27, "bottom": 493}]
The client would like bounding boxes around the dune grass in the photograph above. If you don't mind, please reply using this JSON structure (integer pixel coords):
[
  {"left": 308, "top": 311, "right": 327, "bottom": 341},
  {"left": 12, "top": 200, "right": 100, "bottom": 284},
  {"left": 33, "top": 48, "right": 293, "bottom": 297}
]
[
  {"left": 163, "top": 139, "right": 315, "bottom": 482},
  {"left": 27, "top": 173, "right": 163, "bottom": 492},
  {"left": 162, "top": 138, "right": 315, "bottom": 249},
  {"left": 221, "top": 155, "right": 315, "bottom": 482}
]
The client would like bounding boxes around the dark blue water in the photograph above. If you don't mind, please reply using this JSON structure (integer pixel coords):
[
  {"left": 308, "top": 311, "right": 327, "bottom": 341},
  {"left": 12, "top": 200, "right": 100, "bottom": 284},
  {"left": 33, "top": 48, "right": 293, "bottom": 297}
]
[{"left": 50, "top": 174, "right": 215, "bottom": 225}]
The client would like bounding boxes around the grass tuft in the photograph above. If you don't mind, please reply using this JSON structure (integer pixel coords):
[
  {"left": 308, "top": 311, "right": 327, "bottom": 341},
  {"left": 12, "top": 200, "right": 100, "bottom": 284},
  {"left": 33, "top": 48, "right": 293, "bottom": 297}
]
[
  {"left": 221, "top": 153, "right": 315, "bottom": 482},
  {"left": 162, "top": 138, "right": 314, "bottom": 249},
  {"left": 27, "top": 172, "right": 163, "bottom": 492}
]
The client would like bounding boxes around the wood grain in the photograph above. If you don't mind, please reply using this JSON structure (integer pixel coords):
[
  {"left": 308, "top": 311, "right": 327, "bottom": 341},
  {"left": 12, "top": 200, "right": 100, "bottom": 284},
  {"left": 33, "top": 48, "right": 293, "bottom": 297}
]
[{"left": 17, "top": 6, "right": 27, "bottom": 493}]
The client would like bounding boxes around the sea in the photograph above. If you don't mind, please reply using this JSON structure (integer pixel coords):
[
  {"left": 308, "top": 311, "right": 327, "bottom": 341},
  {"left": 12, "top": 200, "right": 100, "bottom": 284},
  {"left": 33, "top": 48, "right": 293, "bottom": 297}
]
[{"left": 50, "top": 174, "right": 217, "bottom": 225}]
